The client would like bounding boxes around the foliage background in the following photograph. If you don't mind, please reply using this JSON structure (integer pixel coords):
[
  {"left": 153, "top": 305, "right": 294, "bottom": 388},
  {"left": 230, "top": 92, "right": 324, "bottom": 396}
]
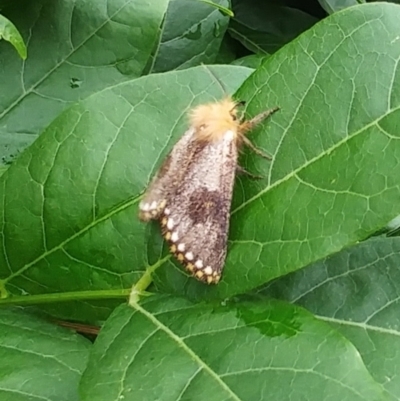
[{"left": 1, "top": 0, "right": 400, "bottom": 400}]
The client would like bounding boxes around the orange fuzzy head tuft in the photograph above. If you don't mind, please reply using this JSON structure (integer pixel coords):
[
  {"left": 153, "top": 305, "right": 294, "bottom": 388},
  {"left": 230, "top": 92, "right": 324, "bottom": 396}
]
[{"left": 189, "top": 98, "right": 241, "bottom": 142}]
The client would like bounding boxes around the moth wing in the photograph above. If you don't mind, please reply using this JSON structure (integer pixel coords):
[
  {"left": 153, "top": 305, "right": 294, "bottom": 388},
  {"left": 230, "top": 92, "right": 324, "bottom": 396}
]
[
  {"left": 160, "top": 130, "right": 238, "bottom": 283},
  {"left": 139, "top": 127, "right": 197, "bottom": 221}
]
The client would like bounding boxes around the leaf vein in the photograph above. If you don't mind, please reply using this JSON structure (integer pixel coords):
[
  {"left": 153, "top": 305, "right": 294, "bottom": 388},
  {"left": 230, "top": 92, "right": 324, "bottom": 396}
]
[
  {"left": 131, "top": 301, "right": 243, "bottom": 401},
  {"left": 219, "top": 366, "right": 366, "bottom": 397}
]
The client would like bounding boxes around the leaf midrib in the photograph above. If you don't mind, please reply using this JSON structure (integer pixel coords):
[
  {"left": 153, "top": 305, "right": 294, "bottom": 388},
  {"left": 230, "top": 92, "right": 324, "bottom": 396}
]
[{"left": 319, "top": 315, "right": 400, "bottom": 337}]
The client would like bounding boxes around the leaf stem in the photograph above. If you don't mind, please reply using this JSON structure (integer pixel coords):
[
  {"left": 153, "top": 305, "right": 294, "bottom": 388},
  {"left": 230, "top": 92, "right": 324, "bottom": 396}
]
[
  {"left": 199, "top": 0, "right": 234, "bottom": 17},
  {"left": 129, "top": 254, "right": 171, "bottom": 305},
  {"left": 0, "top": 289, "right": 130, "bottom": 306}
]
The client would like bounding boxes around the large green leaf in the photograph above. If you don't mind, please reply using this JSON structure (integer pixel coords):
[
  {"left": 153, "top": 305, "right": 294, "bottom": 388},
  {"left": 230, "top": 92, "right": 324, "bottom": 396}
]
[
  {"left": 262, "top": 235, "right": 400, "bottom": 400},
  {"left": 80, "top": 296, "right": 393, "bottom": 401},
  {"left": 0, "top": 0, "right": 169, "bottom": 166},
  {"left": 2, "top": 3, "right": 400, "bottom": 317},
  {"left": 0, "top": 65, "right": 253, "bottom": 321},
  {"left": 152, "top": 0, "right": 230, "bottom": 72},
  {"left": 155, "top": 2, "right": 400, "bottom": 300},
  {"left": 0, "top": 308, "right": 91, "bottom": 401}
]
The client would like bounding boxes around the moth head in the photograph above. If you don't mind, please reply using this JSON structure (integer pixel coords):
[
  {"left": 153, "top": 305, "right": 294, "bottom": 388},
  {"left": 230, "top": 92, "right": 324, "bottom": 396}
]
[{"left": 189, "top": 97, "right": 242, "bottom": 141}]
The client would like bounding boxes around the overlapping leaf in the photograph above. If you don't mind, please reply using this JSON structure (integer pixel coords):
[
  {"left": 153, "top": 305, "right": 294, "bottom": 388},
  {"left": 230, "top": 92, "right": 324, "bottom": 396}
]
[
  {"left": 1, "top": 3, "right": 400, "bottom": 317},
  {"left": 262, "top": 236, "right": 400, "bottom": 400},
  {"left": 0, "top": 308, "right": 91, "bottom": 401},
  {"left": 80, "top": 296, "right": 393, "bottom": 401},
  {"left": 0, "top": 0, "right": 235, "bottom": 168},
  {"left": 155, "top": 2, "right": 400, "bottom": 300},
  {"left": 0, "top": 0, "right": 169, "bottom": 166},
  {"left": 152, "top": 0, "right": 230, "bottom": 72},
  {"left": 0, "top": 65, "right": 253, "bottom": 321}
]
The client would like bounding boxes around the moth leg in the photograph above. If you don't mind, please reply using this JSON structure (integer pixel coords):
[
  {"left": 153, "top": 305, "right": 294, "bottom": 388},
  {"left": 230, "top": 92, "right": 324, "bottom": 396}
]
[
  {"left": 239, "top": 106, "right": 279, "bottom": 160},
  {"left": 236, "top": 165, "right": 264, "bottom": 179},
  {"left": 241, "top": 136, "right": 272, "bottom": 160},
  {"left": 239, "top": 106, "right": 279, "bottom": 132},
  {"left": 247, "top": 106, "right": 280, "bottom": 128}
]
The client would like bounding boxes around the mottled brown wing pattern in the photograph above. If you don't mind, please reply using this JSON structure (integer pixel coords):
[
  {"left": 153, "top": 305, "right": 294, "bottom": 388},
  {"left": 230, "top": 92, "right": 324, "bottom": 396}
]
[
  {"left": 139, "top": 97, "right": 279, "bottom": 285},
  {"left": 139, "top": 127, "right": 197, "bottom": 221},
  {"left": 159, "top": 130, "right": 238, "bottom": 284}
]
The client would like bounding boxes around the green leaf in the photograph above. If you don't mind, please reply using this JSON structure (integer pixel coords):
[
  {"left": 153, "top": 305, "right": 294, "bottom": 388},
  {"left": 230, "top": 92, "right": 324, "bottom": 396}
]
[
  {"left": 80, "top": 296, "right": 393, "bottom": 401},
  {"left": 318, "top": 0, "right": 364, "bottom": 14},
  {"left": 152, "top": 0, "right": 230, "bottom": 73},
  {"left": 0, "top": 65, "right": 253, "bottom": 321},
  {"left": 0, "top": 308, "right": 91, "bottom": 401},
  {"left": 261, "top": 235, "right": 400, "bottom": 400},
  {"left": 0, "top": 0, "right": 169, "bottom": 167},
  {"left": 229, "top": 0, "right": 318, "bottom": 54},
  {"left": 0, "top": 14, "right": 26, "bottom": 59},
  {"left": 154, "top": 2, "right": 400, "bottom": 300},
  {"left": 3, "top": 3, "right": 400, "bottom": 313}
]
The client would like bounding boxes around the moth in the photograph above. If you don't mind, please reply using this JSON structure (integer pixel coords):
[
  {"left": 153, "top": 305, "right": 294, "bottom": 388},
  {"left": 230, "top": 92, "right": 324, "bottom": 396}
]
[{"left": 139, "top": 98, "right": 279, "bottom": 284}]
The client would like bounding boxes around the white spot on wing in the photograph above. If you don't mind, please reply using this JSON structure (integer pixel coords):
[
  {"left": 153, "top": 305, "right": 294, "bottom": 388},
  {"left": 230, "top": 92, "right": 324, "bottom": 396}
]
[
  {"left": 140, "top": 202, "right": 150, "bottom": 211},
  {"left": 185, "top": 251, "right": 194, "bottom": 261},
  {"left": 171, "top": 232, "right": 179, "bottom": 242},
  {"left": 164, "top": 208, "right": 171, "bottom": 215},
  {"left": 150, "top": 201, "right": 157, "bottom": 210},
  {"left": 167, "top": 218, "right": 174, "bottom": 230},
  {"left": 204, "top": 266, "right": 213, "bottom": 275},
  {"left": 195, "top": 260, "right": 203, "bottom": 269},
  {"left": 177, "top": 243, "right": 185, "bottom": 252}
]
